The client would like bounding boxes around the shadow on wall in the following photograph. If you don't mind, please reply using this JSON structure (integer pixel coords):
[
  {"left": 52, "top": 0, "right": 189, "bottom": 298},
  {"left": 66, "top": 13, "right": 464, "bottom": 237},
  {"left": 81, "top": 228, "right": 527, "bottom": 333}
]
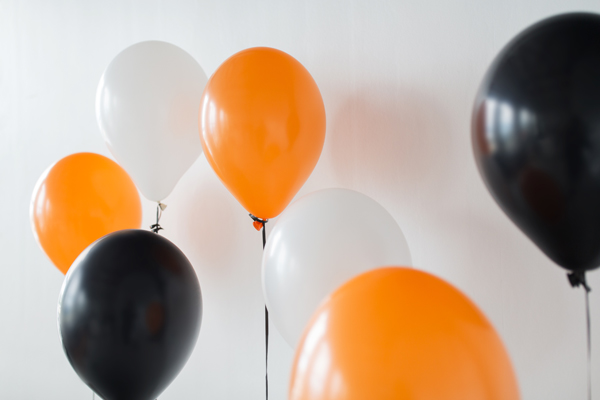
[
  {"left": 164, "top": 156, "right": 244, "bottom": 280},
  {"left": 159, "top": 156, "right": 272, "bottom": 399},
  {"left": 327, "top": 85, "right": 454, "bottom": 194},
  {"left": 430, "top": 207, "right": 581, "bottom": 392}
]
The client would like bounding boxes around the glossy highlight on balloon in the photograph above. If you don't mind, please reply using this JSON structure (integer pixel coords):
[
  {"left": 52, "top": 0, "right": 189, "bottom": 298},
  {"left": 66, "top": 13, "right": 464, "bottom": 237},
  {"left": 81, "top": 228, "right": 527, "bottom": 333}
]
[
  {"left": 473, "top": 13, "right": 600, "bottom": 272},
  {"left": 30, "top": 152, "right": 141, "bottom": 274},
  {"left": 290, "top": 267, "right": 520, "bottom": 400},
  {"left": 58, "top": 229, "right": 202, "bottom": 400},
  {"left": 199, "top": 47, "right": 326, "bottom": 220}
]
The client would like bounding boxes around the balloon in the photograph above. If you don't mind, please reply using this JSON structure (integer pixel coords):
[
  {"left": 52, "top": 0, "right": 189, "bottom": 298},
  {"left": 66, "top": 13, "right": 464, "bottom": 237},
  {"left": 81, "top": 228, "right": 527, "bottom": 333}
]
[
  {"left": 30, "top": 152, "right": 141, "bottom": 274},
  {"left": 473, "top": 13, "right": 600, "bottom": 273},
  {"left": 262, "top": 188, "right": 411, "bottom": 347},
  {"left": 290, "top": 267, "right": 520, "bottom": 400},
  {"left": 199, "top": 47, "right": 326, "bottom": 220},
  {"left": 58, "top": 229, "right": 202, "bottom": 400},
  {"left": 97, "top": 41, "right": 208, "bottom": 202}
]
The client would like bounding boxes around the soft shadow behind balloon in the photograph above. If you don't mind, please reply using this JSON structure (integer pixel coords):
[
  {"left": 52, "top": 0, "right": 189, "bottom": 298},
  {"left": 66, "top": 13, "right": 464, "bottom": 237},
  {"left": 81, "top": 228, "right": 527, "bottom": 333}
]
[
  {"left": 163, "top": 157, "right": 242, "bottom": 275},
  {"left": 161, "top": 156, "right": 289, "bottom": 399},
  {"left": 58, "top": 230, "right": 202, "bottom": 400},
  {"left": 329, "top": 86, "right": 453, "bottom": 195}
]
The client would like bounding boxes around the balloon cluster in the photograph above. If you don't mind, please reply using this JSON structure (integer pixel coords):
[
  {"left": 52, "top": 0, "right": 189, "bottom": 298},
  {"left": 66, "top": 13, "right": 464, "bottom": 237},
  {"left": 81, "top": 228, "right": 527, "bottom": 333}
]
[
  {"left": 264, "top": 189, "right": 519, "bottom": 399},
  {"left": 199, "top": 47, "right": 518, "bottom": 398},
  {"left": 29, "top": 11, "right": 600, "bottom": 400},
  {"left": 32, "top": 41, "right": 208, "bottom": 399}
]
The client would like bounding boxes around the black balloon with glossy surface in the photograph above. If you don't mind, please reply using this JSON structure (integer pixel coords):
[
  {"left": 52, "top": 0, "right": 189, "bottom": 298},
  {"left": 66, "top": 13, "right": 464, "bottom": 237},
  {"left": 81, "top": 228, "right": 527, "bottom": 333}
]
[
  {"left": 473, "top": 13, "right": 600, "bottom": 273},
  {"left": 58, "top": 229, "right": 202, "bottom": 400}
]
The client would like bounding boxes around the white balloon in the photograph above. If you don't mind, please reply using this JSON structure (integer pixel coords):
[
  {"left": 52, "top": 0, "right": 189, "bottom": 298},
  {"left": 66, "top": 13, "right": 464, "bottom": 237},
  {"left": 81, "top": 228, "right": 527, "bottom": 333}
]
[
  {"left": 96, "top": 41, "right": 207, "bottom": 202},
  {"left": 262, "top": 188, "right": 412, "bottom": 347}
]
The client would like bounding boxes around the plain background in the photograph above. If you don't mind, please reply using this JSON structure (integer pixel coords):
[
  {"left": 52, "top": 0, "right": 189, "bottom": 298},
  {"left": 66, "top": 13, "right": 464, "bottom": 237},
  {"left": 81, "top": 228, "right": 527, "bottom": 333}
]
[{"left": 2, "top": 0, "right": 600, "bottom": 399}]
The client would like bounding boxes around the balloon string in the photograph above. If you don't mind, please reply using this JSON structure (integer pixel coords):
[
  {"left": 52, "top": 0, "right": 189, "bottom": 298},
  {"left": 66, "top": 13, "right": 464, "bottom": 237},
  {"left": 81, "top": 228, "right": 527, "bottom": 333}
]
[
  {"left": 150, "top": 202, "right": 166, "bottom": 233},
  {"left": 586, "top": 287, "right": 592, "bottom": 400},
  {"left": 568, "top": 271, "right": 592, "bottom": 400},
  {"left": 250, "top": 214, "right": 269, "bottom": 400}
]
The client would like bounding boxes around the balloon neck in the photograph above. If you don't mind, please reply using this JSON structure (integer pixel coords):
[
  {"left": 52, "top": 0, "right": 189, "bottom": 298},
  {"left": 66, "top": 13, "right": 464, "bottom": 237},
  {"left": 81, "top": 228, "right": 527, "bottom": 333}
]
[
  {"left": 249, "top": 214, "right": 268, "bottom": 231},
  {"left": 568, "top": 270, "right": 591, "bottom": 292}
]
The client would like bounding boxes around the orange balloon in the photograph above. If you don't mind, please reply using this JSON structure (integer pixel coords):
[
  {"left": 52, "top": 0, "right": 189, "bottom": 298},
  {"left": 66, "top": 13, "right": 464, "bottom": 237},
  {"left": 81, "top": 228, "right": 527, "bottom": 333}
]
[
  {"left": 199, "top": 47, "right": 326, "bottom": 220},
  {"left": 30, "top": 153, "right": 142, "bottom": 274},
  {"left": 290, "top": 267, "right": 520, "bottom": 400}
]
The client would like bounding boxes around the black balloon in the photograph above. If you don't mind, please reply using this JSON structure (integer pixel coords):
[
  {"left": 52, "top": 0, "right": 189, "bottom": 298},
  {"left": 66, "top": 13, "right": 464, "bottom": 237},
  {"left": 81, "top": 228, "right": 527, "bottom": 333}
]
[
  {"left": 473, "top": 13, "right": 600, "bottom": 273},
  {"left": 58, "top": 230, "right": 202, "bottom": 400}
]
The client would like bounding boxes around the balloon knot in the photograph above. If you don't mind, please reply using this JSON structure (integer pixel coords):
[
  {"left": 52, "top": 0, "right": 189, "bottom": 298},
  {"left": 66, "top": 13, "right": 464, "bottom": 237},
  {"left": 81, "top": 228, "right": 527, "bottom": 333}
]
[
  {"left": 568, "top": 271, "right": 591, "bottom": 292},
  {"left": 249, "top": 214, "right": 268, "bottom": 231},
  {"left": 150, "top": 223, "right": 164, "bottom": 233},
  {"left": 151, "top": 202, "right": 166, "bottom": 234}
]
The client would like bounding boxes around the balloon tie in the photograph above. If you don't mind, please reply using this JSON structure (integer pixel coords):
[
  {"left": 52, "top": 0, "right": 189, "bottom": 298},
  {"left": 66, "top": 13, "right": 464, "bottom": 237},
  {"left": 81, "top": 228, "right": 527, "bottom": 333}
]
[
  {"left": 150, "top": 202, "right": 167, "bottom": 234},
  {"left": 250, "top": 213, "right": 269, "bottom": 400},
  {"left": 568, "top": 271, "right": 592, "bottom": 400}
]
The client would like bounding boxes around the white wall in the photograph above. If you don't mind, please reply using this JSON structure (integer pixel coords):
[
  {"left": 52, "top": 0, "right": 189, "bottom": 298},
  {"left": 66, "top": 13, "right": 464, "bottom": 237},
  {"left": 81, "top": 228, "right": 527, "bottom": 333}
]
[{"left": 2, "top": 0, "right": 600, "bottom": 399}]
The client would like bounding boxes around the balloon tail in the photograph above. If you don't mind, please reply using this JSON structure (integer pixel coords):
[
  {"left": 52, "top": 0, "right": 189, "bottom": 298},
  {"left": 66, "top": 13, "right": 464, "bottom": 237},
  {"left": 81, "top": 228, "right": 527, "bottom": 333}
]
[
  {"left": 250, "top": 214, "right": 269, "bottom": 400},
  {"left": 568, "top": 271, "right": 592, "bottom": 400},
  {"left": 150, "top": 202, "right": 166, "bottom": 233}
]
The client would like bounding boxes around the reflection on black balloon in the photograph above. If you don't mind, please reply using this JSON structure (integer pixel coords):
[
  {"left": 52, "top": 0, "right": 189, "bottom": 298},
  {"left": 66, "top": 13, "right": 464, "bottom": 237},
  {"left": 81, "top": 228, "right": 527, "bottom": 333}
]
[
  {"left": 519, "top": 166, "right": 566, "bottom": 224},
  {"left": 146, "top": 301, "right": 166, "bottom": 336},
  {"left": 473, "top": 12, "right": 600, "bottom": 272}
]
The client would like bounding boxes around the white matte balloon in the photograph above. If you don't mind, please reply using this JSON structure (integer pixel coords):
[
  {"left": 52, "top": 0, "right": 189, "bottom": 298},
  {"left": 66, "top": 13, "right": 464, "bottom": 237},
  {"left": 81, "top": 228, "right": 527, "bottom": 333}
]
[
  {"left": 96, "top": 41, "right": 207, "bottom": 202},
  {"left": 262, "top": 188, "right": 412, "bottom": 347}
]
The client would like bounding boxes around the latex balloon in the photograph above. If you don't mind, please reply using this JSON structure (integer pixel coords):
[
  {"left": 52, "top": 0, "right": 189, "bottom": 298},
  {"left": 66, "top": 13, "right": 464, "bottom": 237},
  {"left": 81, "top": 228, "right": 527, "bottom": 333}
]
[
  {"left": 262, "top": 188, "right": 411, "bottom": 347},
  {"left": 199, "top": 47, "right": 326, "bottom": 220},
  {"left": 30, "top": 152, "right": 141, "bottom": 274},
  {"left": 290, "top": 267, "right": 520, "bottom": 400},
  {"left": 97, "top": 41, "right": 207, "bottom": 202},
  {"left": 473, "top": 13, "right": 600, "bottom": 273},
  {"left": 58, "top": 230, "right": 202, "bottom": 400}
]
